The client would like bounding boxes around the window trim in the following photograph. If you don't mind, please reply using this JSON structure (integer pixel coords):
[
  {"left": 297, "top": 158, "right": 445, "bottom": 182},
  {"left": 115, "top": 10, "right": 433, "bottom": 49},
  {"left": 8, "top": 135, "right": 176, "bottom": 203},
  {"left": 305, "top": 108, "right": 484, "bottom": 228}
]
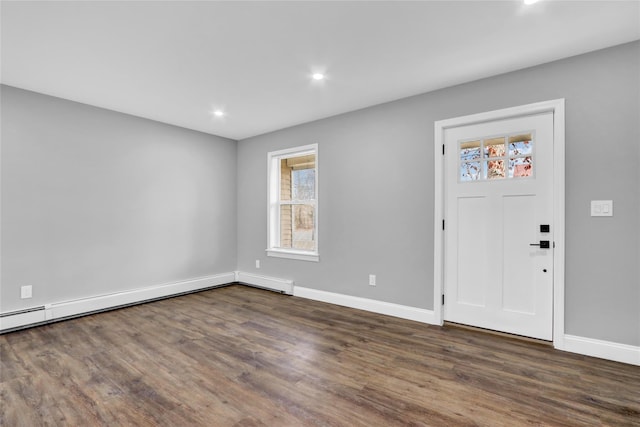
[{"left": 266, "top": 144, "right": 319, "bottom": 262}]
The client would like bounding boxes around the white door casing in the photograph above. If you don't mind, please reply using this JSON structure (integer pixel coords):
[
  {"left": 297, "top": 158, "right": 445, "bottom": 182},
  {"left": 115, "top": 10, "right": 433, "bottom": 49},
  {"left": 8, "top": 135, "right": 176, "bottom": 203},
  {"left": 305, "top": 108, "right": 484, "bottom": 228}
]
[{"left": 433, "top": 100, "right": 566, "bottom": 346}]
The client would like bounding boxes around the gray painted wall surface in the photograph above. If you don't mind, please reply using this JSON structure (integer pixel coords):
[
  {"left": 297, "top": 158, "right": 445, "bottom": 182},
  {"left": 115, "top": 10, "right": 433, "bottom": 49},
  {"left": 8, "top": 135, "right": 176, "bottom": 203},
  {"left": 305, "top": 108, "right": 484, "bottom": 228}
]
[
  {"left": 1, "top": 85, "right": 237, "bottom": 312},
  {"left": 2, "top": 42, "right": 638, "bottom": 347},
  {"left": 237, "top": 41, "right": 639, "bottom": 346}
]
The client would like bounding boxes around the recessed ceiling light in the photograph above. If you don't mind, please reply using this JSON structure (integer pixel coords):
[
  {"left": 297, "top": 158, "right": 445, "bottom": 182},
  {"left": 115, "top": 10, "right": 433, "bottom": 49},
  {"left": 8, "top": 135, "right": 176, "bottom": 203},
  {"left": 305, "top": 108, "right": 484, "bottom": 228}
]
[
  {"left": 312, "top": 73, "right": 325, "bottom": 81},
  {"left": 524, "top": 0, "right": 539, "bottom": 4},
  {"left": 213, "top": 110, "right": 225, "bottom": 117}
]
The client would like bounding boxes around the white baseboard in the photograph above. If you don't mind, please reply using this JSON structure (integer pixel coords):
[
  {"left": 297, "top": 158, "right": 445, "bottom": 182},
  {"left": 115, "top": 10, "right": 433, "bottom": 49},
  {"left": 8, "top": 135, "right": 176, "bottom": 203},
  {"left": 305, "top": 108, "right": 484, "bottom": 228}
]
[
  {"left": 293, "top": 286, "right": 437, "bottom": 325},
  {"left": 562, "top": 334, "right": 640, "bottom": 366},
  {"left": 0, "top": 272, "right": 235, "bottom": 332},
  {"left": 235, "top": 271, "right": 294, "bottom": 294}
]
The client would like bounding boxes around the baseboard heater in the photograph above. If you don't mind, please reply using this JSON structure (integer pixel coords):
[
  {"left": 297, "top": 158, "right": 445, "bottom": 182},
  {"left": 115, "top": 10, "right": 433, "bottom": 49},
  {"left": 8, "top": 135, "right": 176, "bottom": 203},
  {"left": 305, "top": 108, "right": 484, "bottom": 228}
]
[
  {"left": 0, "top": 306, "right": 46, "bottom": 317},
  {"left": 1, "top": 272, "right": 293, "bottom": 334},
  {"left": 234, "top": 272, "right": 294, "bottom": 295},
  {"left": 0, "top": 306, "right": 48, "bottom": 333},
  {"left": 236, "top": 281, "right": 290, "bottom": 294},
  {"left": 0, "top": 283, "right": 233, "bottom": 334}
]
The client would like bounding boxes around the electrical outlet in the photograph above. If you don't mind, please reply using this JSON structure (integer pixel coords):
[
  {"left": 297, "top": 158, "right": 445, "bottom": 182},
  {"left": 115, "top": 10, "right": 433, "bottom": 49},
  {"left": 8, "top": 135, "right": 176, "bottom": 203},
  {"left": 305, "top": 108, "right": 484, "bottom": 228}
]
[
  {"left": 369, "top": 274, "right": 376, "bottom": 286},
  {"left": 21, "top": 285, "right": 32, "bottom": 299},
  {"left": 255, "top": 259, "right": 260, "bottom": 269}
]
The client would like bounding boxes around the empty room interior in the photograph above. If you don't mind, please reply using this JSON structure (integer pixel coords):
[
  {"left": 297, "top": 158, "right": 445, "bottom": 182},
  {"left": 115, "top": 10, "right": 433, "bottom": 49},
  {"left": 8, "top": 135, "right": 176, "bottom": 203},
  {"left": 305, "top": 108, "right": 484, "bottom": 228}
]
[{"left": 1, "top": 1, "right": 639, "bottom": 426}]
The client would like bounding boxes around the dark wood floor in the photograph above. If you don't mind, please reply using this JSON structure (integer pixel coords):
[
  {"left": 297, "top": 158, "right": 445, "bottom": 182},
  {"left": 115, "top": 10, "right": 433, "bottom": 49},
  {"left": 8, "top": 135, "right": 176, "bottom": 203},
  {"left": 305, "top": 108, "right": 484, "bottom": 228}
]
[{"left": 1, "top": 285, "right": 639, "bottom": 426}]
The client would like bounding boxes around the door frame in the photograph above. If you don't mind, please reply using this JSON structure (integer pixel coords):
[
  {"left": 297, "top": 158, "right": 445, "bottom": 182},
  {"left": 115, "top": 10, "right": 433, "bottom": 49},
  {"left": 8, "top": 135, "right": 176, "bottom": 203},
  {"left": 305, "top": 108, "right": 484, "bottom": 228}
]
[{"left": 433, "top": 99, "right": 565, "bottom": 348}]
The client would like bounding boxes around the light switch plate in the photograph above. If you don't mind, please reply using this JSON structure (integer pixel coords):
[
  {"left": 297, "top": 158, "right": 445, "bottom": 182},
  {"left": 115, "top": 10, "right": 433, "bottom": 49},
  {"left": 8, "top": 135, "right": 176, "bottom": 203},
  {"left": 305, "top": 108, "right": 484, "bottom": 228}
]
[{"left": 591, "top": 200, "right": 613, "bottom": 217}]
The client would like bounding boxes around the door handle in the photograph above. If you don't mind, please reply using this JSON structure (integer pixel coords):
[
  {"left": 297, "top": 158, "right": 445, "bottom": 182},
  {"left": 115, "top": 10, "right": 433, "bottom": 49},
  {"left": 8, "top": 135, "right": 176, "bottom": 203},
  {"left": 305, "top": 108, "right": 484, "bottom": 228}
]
[{"left": 530, "top": 240, "right": 550, "bottom": 249}]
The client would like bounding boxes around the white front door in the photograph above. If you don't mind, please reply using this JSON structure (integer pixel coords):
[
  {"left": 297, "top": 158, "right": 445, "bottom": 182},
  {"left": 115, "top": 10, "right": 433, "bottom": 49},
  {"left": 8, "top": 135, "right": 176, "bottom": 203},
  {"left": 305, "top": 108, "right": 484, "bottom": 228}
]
[{"left": 443, "top": 112, "right": 554, "bottom": 340}]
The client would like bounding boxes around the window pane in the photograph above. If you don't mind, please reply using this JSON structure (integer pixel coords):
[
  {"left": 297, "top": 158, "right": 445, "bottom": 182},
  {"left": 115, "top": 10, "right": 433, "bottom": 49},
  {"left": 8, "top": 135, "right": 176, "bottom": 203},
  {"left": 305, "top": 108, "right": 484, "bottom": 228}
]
[
  {"left": 484, "top": 138, "right": 505, "bottom": 158},
  {"left": 293, "top": 204, "right": 315, "bottom": 250},
  {"left": 485, "top": 160, "right": 505, "bottom": 179},
  {"left": 279, "top": 204, "right": 316, "bottom": 250},
  {"left": 460, "top": 140, "right": 481, "bottom": 162},
  {"left": 460, "top": 162, "right": 481, "bottom": 181},
  {"left": 292, "top": 168, "right": 315, "bottom": 200},
  {"left": 508, "top": 134, "right": 533, "bottom": 156},
  {"left": 509, "top": 156, "right": 533, "bottom": 178}
]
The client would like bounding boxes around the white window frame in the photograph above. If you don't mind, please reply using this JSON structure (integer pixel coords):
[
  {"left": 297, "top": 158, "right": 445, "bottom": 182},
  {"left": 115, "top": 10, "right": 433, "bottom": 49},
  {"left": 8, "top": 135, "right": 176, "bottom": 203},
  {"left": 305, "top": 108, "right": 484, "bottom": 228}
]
[{"left": 266, "top": 144, "right": 319, "bottom": 262}]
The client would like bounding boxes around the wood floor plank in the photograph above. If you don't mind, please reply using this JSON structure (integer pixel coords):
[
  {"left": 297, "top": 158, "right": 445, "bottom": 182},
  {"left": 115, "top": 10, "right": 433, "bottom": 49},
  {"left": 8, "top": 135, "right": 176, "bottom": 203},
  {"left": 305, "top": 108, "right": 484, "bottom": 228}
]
[{"left": 1, "top": 285, "right": 638, "bottom": 426}]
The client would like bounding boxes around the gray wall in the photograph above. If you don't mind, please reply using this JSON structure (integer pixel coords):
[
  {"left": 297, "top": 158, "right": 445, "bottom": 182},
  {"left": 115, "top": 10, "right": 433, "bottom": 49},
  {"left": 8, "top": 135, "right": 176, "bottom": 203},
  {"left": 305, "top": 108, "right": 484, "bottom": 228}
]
[
  {"left": 1, "top": 85, "right": 237, "bottom": 312},
  {"left": 2, "top": 42, "right": 638, "bottom": 347},
  {"left": 237, "top": 41, "right": 640, "bottom": 346}
]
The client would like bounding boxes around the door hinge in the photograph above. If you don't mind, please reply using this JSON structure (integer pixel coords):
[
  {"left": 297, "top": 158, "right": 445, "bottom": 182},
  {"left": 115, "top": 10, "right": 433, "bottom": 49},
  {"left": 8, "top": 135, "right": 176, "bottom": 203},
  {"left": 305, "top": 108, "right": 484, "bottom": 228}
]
[
  {"left": 442, "top": 144, "right": 445, "bottom": 155},
  {"left": 442, "top": 219, "right": 445, "bottom": 230},
  {"left": 442, "top": 294, "right": 445, "bottom": 305}
]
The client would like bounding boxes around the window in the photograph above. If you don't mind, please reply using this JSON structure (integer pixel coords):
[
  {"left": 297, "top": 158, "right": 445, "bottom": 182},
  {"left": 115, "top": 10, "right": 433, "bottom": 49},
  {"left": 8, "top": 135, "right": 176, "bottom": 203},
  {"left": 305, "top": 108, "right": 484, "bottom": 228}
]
[
  {"left": 267, "top": 144, "right": 318, "bottom": 262},
  {"left": 459, "top": 131, "right": 534, "bottom": 182}
]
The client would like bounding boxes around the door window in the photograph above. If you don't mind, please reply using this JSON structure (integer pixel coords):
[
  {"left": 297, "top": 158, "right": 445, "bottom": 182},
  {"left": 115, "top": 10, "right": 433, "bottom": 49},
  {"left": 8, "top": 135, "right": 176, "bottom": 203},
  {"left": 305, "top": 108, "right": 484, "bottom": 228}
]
[{"left": 459, "top": 132, "right": 534, "bottom": 182}]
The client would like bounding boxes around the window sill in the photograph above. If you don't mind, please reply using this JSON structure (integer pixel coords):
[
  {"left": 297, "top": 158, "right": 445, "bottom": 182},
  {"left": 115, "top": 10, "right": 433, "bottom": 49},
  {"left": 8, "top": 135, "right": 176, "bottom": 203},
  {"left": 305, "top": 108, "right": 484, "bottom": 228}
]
[{"left": 266, "top": 248, "right": 319, "bottom": 262}]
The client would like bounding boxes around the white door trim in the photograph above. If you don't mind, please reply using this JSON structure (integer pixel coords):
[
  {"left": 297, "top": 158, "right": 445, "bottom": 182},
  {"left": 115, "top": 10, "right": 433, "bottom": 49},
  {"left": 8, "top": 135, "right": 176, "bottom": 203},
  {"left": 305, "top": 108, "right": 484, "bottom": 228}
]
[{"left": 433, "top": 99, "right": 565, "bottom": 348}]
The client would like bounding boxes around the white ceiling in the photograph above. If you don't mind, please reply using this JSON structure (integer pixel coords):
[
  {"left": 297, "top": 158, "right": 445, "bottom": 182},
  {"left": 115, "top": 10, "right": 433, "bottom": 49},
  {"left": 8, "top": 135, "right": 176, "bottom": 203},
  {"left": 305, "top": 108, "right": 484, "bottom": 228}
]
[{"left": 2, "top": 1, "right": 639, "bottom": 140}]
